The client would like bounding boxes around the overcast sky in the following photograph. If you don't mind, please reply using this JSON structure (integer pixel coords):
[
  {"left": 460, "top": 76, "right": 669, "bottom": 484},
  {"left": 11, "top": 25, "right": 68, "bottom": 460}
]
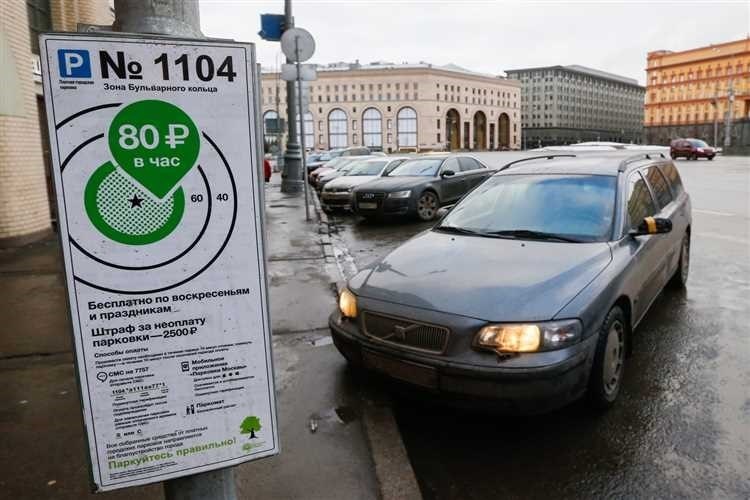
[{"left": 199, "top": 1, "right": 749, "bottom": 85}]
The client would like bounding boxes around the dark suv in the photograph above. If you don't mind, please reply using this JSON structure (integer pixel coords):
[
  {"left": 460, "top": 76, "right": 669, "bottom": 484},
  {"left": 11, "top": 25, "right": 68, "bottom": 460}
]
[
  {"left": 670, "top": 138, "right": 715, "bottom": 160},
  {"left": 331, "top": 152, "right": 691, "bottom": 414}
]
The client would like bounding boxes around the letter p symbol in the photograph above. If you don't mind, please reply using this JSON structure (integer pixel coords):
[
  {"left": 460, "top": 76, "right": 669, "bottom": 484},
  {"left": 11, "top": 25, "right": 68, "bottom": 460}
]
[{"left": 58, "top": 49, "right": 91, "bottom": 78}]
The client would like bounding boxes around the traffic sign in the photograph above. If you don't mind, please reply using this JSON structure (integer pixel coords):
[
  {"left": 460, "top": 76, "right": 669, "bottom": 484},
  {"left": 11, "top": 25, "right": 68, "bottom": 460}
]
[
  {"left": 280, "top": 27, "right": 315, "bottom": 62},
  {"left": 281, "top": 63, "right": 317, "bottom": 82},
  {"left": 39, "top": 33, "right": 278, "bottom": 492}
]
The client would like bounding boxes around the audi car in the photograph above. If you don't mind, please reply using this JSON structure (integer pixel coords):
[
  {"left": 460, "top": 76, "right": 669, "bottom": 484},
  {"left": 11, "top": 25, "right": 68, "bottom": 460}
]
[
  {"left": 320, "top": 157, "right": 409, "bottom": 211},
  {"left": 351, "top": 154, "right": 492, "bottom": 221},
  {"left": 331, "top": 152, "right": 691, "bottom": 414}
]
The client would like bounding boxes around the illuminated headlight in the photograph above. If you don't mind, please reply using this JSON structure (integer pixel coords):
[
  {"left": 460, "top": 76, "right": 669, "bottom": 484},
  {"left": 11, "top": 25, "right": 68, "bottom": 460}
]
[
  {"left": 474, "top": 319, "right": 582, "bottom": 353},
  {"left": 388, "top": 190, "right": 412, "bottom": 199},
  {"left": 338, "top": 288, "right": 358, "bottom": 319}
]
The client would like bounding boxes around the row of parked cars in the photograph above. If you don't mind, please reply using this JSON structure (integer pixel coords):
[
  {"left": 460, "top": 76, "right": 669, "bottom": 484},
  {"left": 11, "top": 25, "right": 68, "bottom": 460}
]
[{"left": 307, "top": 147, "right": 493, "bottom": 221}]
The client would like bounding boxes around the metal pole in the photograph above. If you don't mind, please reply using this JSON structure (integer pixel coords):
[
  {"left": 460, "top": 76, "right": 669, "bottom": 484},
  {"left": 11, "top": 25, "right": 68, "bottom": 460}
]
[
  {"left": 295, "top": 37, "right": 310, "bottom": 221},
  {"left": 113, "top": 2, "right": 236, "bottom": 497},
  {"left": 280, "top": 0, "right": 303, "bottom": 193},
  {"left": 724, "top": 82, "right": 734, "bottom": 148}
]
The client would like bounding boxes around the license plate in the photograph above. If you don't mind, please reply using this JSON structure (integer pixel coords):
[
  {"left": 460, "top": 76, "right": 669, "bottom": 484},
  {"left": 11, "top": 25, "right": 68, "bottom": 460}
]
[
  {"left": 362, "top": 350, "right": 438, "bottom": 389},
  {"left": 358, "top": 202, "right": 377, "bottom": 210}
]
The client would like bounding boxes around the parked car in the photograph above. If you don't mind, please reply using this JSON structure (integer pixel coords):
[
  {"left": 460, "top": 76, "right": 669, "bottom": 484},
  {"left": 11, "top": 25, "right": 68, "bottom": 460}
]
[
  {"left": 321, "top": 157, "right": 409, "bottom": 211},
  {"left": 315, "top": 158, "right": 365, "bottom": 190},
  {"left": 331, "top": 152, "right": 691, "bottom": 414},
  {"left": 670, "top": 138, "right": 715, "bottom": 160},
  {"left": 309, "top": 156, "right": 351, "bottom": 183},
  {"left": 351, "top": 154, "right": 492, "bottom": 221}
]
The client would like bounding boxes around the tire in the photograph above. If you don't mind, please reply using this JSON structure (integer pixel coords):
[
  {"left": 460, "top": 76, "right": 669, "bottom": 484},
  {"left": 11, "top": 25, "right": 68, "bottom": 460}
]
[
  {"left": 415, "top": 191, "right": 439, "bottom": 221},
  {"left": 588, "top": 306, "right": 627, "bottom": 410},
  {"left": 708, "top": 156, "right": 714, "bottom": 161},
  {"left": 669, "top": 232, "right": 690, "bottom": 288}
]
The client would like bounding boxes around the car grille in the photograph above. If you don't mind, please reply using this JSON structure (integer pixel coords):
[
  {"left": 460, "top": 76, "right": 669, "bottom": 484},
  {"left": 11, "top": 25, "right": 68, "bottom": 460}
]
[{"left": 362, "top": 311, "right": 450, "bottom": 354}]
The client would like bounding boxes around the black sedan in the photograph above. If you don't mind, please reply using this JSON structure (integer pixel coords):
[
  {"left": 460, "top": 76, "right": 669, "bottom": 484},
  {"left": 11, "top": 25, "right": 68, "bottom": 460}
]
[
  {"left": 331, "top": 152, "right": 691, "bottom": 414},
  {"left": 351, "top": 154, "right": 492, "bottom": 221}
]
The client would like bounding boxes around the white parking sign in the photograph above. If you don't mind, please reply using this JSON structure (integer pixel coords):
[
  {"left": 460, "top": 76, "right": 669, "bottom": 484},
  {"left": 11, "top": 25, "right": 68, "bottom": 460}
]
[{"left": 39, "top": 33, "right": 278, "bottom": 491}]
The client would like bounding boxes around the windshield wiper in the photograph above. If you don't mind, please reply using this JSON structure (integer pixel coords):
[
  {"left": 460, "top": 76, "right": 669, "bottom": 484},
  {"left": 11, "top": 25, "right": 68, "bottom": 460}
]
[
  {"left": 484, "top": 229, "right": 583, "bottom": 243},
  {"left": 433, "top": 225, "right": 484, "bottom": 236}
]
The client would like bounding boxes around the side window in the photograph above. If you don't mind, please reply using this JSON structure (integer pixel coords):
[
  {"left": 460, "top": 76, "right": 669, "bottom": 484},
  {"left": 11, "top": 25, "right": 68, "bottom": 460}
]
[
  {"left": 627, "top": 172, "right": 657, "bottom": 230},
  {"left": 383, "top": 159, "right": 404, "bottom": 175},
  {"left": 458, "top": 157, "right": 482, "bottom": 172},
  {"left": 659, "top": 163, "right": 684, "bottom": 196},
  {"left": 643, "top": 166, "right": 673, "bottom": 209},
  {"left": 441, "top": 158, "right": 460, "bottom": 174}
]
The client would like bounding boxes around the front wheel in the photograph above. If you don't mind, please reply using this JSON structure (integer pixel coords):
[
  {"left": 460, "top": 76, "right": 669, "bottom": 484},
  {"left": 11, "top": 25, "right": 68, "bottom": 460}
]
[
  {"left": 416, "top": 191, "right": 439, "bottom": 221},
  {"left": 588, "top": 306, "right": 627, "bottom": 410},
  {"left": 708, "top": 156, "right": 714, "bottom": 161},
  {"left": 669, "top": 232, "right": 690, "bottom": 288}
]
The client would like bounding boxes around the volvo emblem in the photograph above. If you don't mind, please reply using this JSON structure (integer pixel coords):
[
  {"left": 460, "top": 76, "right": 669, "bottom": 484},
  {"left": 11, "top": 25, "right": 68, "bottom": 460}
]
[{"left": 383, "top": 323, "right": 418, "bottom": 342}]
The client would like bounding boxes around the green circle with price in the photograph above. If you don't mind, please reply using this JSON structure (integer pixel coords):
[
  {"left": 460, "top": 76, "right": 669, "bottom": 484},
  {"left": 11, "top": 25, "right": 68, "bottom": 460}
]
[{"left": 108, "top": 99, "right": 200, "bottom": 200}]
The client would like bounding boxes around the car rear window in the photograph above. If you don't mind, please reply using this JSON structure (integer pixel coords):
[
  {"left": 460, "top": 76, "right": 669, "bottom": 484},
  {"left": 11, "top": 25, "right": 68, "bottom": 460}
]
[
  {"left": 643, "top": 166, "right": 673, "bottom": 209},
  {"left": 658, "top": 163, "right": 684, "bottom": 196}
]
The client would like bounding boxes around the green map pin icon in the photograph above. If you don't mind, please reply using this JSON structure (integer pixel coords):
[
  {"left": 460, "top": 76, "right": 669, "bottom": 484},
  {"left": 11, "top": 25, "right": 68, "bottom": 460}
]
[{"left": 108, "top": 100, "right": 200, "bottom": 199}]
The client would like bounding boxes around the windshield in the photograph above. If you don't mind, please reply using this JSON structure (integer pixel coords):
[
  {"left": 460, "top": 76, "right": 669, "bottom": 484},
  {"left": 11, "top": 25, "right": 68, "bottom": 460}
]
[
  {"left": 439, "top": 174, "right": 616, "bottom": 242},
  {"left": 689, "top": 139, "right": 709, "bottom": 148},
  {"left": 325, "top": 157, "right": 349, "bottom": 169},
  {"left": 307, "top": 153, "right": 321, "bottom": 162},
  {"left": 388, "top": 159, "right": 442, "bottom": 176},
  {"left": 348, "top": 160, "right": 388, "bottom": 176}
]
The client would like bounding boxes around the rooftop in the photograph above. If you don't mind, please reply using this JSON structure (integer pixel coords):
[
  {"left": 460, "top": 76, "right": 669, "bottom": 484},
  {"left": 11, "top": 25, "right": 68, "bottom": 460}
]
[
  {"left": 261, "top": 60, "right": 512, "bottom": 81},
  {"left": 505, "top": 64, "right": 642, "bottom": 87},
  {"left": 496, "top": 150, "right": 668, "bottom": 176}
]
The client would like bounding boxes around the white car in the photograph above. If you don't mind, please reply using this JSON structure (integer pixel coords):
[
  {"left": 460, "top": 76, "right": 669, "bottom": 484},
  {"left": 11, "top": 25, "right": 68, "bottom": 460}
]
[{"left": 321, "top": 157, "right": 409, "bottom": 211}]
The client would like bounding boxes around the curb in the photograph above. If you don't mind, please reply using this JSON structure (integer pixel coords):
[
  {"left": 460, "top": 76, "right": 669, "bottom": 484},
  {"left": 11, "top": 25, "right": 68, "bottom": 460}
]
[{"left": 310, "top": 187, "right": 423, "bottom": 500}]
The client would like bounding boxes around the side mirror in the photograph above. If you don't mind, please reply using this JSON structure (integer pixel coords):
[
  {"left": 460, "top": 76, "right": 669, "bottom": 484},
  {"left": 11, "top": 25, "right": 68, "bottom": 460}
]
[
  {"left": 441, "top": 169, "right": 455, "bottom": 178},
  {"left": 630, "top": 217, "right": 672, "bottom": 236},
  {"left": 436, "top": 205, "right": 453, "bottom": 219}
]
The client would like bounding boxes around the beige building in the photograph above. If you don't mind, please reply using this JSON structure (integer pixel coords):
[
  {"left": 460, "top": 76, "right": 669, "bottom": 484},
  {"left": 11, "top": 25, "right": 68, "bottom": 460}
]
[
  {"left": 0, "top": 0, "right": 113, "bottom": 247},
  {"left": 644, "top": 37, "right": 750, "bottom": 147},
  {"left": 261, "top": 62, "right": 521, "bottom": 153}
]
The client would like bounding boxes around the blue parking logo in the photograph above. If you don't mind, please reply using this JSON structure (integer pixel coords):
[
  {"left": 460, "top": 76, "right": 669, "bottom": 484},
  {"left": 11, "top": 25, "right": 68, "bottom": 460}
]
[{"left": 58, "top": 49, "right": 91, "bottom": 78}]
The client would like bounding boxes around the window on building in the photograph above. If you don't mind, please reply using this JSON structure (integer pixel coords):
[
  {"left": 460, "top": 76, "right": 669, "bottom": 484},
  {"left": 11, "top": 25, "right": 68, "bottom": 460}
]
[
  {"left": 295, "top": 111, "right": 314, "bottom": 147},
  {"left": 26, "top": 0, "right": 51, "bottom": 54},
  {"left": 387, "top": 133, "right": 392, "bottom": 143},
  {"left": 362, "top": 108, "right": 383, "bottom": 148},
  {"left": 328, "top": 109, "right": 348, "bottom": 148},
  {"left": 396, "top": 107, "right": 417, "bottom": 148},
  {"left": 263, "top": 110, "right": 280, "bottom": 146}
]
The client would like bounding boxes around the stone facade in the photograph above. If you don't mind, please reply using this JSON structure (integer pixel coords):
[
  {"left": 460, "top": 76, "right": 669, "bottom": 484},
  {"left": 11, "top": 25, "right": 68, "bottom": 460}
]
[
  {"left": 644, "top": 38, "right": 750, "bottom": 147},
  {"left": 0, "top": 0, "right": 113, "bottom": 247},
  {"left": 261, "top": 62, "right": 521, "bottom": 153},
  {"left": 506, "top": 65, "right": 645, "bottom": 147}
]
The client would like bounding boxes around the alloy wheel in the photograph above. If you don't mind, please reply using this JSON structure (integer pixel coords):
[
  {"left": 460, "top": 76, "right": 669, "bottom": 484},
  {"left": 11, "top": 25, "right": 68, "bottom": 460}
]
[
  {"left": 602, "top": 320, "right": 625, "bottom": 396},
  {"left": 681, "top": 235, "right": 690, "bottom": 283},
  {"left": 417, "top": 192, "right": 438, "bottom": 220}
]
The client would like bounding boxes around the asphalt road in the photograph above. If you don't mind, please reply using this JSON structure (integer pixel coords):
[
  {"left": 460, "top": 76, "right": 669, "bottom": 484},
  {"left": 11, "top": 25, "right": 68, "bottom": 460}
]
[{"left": 326, "top": 154, "right": 750, "bottom": 499}]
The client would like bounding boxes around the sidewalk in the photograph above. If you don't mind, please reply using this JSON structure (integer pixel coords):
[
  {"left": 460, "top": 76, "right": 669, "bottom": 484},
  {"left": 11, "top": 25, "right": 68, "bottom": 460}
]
[{"left": 0, "top": 175, "right": 400, "bottom": 499}]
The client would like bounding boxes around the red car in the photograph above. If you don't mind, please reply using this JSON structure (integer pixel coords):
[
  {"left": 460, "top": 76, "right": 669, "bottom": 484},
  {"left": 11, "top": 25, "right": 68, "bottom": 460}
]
[
  {"left": 264, "top": 158, "right": 272, "bottom": 182},
  {"left": 670, "top": 138, "right": 715, "bottom": 160}
]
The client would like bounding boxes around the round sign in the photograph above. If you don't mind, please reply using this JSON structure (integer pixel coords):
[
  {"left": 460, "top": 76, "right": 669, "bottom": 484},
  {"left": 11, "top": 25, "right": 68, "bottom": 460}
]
[{"left": 280, "top": 27, "right": 315, "bottom": 63}]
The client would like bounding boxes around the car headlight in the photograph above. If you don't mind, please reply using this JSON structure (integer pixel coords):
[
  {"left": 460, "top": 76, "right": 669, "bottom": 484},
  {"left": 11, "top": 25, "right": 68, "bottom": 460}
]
[
  {"left": 338, "top": 288, "right": 358, "bottom": 319},
  {"left": 473, "top": 319, "right": 582, "bottom": 353},
  {"left": 388, "top": 190, "right": 412, "bottom": 199}
]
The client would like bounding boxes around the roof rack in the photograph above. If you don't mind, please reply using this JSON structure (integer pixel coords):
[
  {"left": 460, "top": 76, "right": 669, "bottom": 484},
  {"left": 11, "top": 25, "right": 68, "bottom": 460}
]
[
  {"left": 497, "top": 154, "right": 576, "bottom": 172},
  {"left": 617, "top": 152, "right": 666, "bottom": 172}
]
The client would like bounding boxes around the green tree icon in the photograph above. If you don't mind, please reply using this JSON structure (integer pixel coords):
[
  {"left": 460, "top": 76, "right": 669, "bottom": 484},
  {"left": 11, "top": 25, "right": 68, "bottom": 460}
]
[{"left": 240, "top": 416, "right": 262, "bottom": 438}]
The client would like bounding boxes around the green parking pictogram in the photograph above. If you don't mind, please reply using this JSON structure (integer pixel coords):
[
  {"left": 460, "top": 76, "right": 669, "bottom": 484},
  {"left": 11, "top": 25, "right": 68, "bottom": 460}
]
[{"left": 84, "top": 99, "right": 199, "bottom": 245}]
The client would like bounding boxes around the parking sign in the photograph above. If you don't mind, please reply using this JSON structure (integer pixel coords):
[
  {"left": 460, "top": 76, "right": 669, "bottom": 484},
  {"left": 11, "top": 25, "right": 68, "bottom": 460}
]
[{"left": 39, "top": 33, "right": 278, "bottom": 491}]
